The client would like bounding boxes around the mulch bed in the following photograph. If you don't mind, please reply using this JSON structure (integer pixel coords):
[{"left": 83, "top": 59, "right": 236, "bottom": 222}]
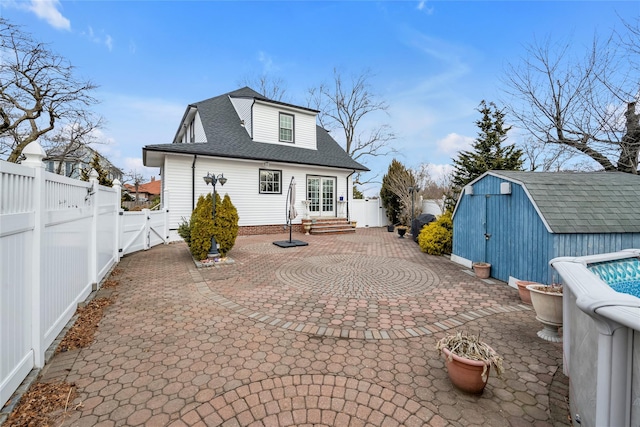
[{"left": 4, "top": 270, "right": 120, "bottom": 426}]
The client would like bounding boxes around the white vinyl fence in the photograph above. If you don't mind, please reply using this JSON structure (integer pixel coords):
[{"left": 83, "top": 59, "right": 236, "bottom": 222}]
[
  {"left": 0, "top": 141, "right": 168, "bottom": 408},
  {"left": 350, "top": 198, "right": 387, "bottom": 227}
]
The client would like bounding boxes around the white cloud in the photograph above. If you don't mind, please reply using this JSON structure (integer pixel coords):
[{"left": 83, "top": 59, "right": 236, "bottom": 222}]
[
  {"left": 257, "top": 51, "right": 278, "bottom": 73},
  {"left": 81, "top": 26, "right": 114, "bottom": 51},
  {"left": 28, "top": 0, "right": 70, "bottom": 30},
  {"left": 416, "top": 1, "right": 434, "bottom": 15},
  {"left": 436, "top": 133, "right": 474, "bottom": 155}
]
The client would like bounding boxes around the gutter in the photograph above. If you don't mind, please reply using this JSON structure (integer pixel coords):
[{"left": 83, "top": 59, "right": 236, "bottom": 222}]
[
  {"left": 346, "top": 170, "right": 356, "bottom": 221},
  {"left": 191, "top": 155, "right": 197, "bottom": 211}
]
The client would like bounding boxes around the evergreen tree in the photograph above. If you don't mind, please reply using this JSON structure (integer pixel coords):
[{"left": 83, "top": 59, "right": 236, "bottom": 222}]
[
  {"left": 448, "top": 101, "right": 523, "bottom": 209},
  {"left": 353, "top": 186, "right": 364, "bottom": 200},
  {"left": 189, "top": 194, "right": 215, "bottom": 260},
  {"left": 380, "top": 159, "right": 413, "bottom": 225},
  {"left": 213, "top": 194, "right": 239, "bottom": 257},
  {"left": 80, "top": 153, "right": 113, "bottom": 186}
]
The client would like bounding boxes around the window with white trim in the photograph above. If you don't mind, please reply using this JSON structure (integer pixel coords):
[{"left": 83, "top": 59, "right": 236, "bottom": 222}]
[
  {"left": 279, "top": 113, "right": 294, "bottom": 142},
  {"left": 259, "top": 169, "right": 282, "bottom": 194}
]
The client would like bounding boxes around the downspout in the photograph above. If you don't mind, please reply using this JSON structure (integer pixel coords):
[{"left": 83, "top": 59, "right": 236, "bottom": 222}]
[
  {"left": 345, "top": 170, "right": 356, "bottom": 221},
  {"left": 191, "top": 155, "right": 197, "bottom": 211}
]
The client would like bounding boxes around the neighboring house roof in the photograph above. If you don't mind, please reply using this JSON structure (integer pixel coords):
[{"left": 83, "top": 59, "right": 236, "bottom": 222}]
[
  {"left": 143, "top": 87, "right": 368, "bottom": 172},
  {"left": 45, "top": 145, "right": 124, "bottom": 177},
  {"left": 487, "top": 170, "right": 640, "bottom": 234},
  {"left": 124, "top": 179, "right": 161, "bottom": 196}
]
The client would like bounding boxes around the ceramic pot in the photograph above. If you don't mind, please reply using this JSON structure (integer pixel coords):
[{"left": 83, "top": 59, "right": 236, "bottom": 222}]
[
  {"left": 527, "top": 284, "right": 563, "bottom": 342},
  {"left": 515, "top": 281, "right": 537, "bottom": 305},
  {"left": 397, "top": 228, "right": 407, "bottom": 238},
  {"left": 387, "top": 225, "right": 394, "bottom": 232},
  {"left": 473, "top": 263, "right": 491, "bottom": 279},
  {"left": 441, "top": 347, "right": 491, "bottom": 394}
]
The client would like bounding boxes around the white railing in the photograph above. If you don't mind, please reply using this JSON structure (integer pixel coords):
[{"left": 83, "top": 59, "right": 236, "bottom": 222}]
[{"left": 0, "top": 141, "right": 168, "bottom": 409}]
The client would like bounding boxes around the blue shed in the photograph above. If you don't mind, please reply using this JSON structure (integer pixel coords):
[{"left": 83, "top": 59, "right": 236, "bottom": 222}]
[{"left": 451, "top": 171, "right": 640, "bottom": 285}]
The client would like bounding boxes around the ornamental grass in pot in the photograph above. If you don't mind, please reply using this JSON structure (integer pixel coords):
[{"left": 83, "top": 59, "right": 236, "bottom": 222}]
[{"left": 436, "top": 331, "right": 504, "bottom": 394}]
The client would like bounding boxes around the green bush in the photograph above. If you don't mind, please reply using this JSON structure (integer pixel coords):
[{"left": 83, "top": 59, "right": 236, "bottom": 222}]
[
  {"left": 418, "top": 211, "right": 453, "bottom": 255},
  {"left": 189, "top": 194, "right": 215, "bottom": 260},
  {"left": 177, "top": 217, "right": 191, "bottom": 246},
  {"left": 213, "top": 194, "right": 239, "bottom": 256}
]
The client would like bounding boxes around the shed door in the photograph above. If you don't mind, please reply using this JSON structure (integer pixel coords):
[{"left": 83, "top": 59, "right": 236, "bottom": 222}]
[{"left": 484, "top": 194, "right": 509, "bottom": 282}]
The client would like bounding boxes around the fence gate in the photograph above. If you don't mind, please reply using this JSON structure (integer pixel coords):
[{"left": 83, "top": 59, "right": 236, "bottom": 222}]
[{"left": 119, "top": 209, "right": 169, "bottom": 256}]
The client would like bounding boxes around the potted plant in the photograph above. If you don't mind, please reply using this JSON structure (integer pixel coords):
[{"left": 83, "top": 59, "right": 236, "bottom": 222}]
[
  {"left": 387, "top": 224, "right": 395, "bottom": 232},
  {"left": 436, "top": 331, "right": 504, "bottom": 394},
  {"left": 473, "top": 262, "right": 491, "bottom": 279},
  {"left": 396, "top": 225, "right": 408, "bottom": 238},
  {"left": 515, "top": 280, "right": 538, "bottom": 305},
  {"left": 526, "top": 284, "right": 563, "bottom": 342}
]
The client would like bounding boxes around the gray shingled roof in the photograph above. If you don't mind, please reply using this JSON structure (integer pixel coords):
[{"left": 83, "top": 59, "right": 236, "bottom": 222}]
[
  {"left": 143, "top": 87, "right": 368, "bottom": 172},
  {"left": 491, "top": 171, "right": 640, "bottom": 234}
]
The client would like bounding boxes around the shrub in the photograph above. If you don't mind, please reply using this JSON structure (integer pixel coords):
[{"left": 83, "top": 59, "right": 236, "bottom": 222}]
[
  {"left": 418, "top": 211, "right": 453, "bottom": 255},
  {"left": 213, "top": 194, "right": 239, "bottom": 256},
  {"left": 189, "top": 194, "right": 215, "bottom": 260},
  {"left": 177, "top": 217, "right": 191, "bottom": 246}
]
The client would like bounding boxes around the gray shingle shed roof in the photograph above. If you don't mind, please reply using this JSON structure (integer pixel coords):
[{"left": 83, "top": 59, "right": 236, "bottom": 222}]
[
  {"left": 143, "top": 87, "right": 368, "bottom": 172},
  {"left": 491, "top": 170, "right": 640, "bottom": 234}
]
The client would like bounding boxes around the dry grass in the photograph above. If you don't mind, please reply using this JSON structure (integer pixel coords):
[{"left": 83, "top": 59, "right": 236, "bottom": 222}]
[{"left": 6, "top": 275, "right": 119, "bottom": 426}]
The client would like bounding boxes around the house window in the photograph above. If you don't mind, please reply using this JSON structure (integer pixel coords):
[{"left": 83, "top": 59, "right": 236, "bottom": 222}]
[
  {"left": 259, "top": 169, "right": 282, "bottom": 194},
  {"left": 46, "top": 161, "right": 55, "bottom": 172},
  {"left": 279, "top": 113, "right": 294, "bottom": 143}
]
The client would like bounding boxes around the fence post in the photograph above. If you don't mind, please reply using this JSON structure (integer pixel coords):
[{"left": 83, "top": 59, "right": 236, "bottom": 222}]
[
  {"left": 163, "top": 188, "right": 170, "bottom": 244},
  {"left": 21, "top": 141, "right": 46, "bottom": 368},
  {"left": 142, "top": 208, "right": 151, "bottom": 250},
  {"left": 112, "top": 179, "right": 122, "bottom": 260},
  {"left": 89, "top": 170, "right": 99, "bottom": 289}
]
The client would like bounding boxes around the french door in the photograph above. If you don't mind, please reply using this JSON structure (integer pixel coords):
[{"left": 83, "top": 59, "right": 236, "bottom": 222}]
[{"left": 307, "top": 176, "right": 336, "bottom": 217}]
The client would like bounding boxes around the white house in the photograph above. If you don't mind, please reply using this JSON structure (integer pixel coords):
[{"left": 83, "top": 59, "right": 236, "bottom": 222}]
[{"left": 143, "top": 87, "right": 368, "bottom": 237}]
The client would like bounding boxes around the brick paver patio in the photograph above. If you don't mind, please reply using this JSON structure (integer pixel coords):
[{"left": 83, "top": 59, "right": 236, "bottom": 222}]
[{"left": 33, "top": 228, "right": 568, "bottom": 426}]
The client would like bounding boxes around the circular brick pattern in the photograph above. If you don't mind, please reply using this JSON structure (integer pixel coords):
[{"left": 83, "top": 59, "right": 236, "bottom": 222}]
[
  {"left": 276, "top": 255, "right": 439, "bottom": 298},
  {"left": 191, "top": 375, "right": 431, "bottom": 426}
]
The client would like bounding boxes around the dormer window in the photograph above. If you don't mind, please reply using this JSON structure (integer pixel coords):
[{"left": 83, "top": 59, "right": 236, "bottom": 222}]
[{"left": 279, "top": 113, "right": 294, "bottom": 143}]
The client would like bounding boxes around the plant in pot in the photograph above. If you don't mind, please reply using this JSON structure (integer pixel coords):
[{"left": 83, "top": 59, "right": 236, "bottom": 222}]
[
  {"left": 436, "top": 331, "right": 504, "bottom": 394},
  {"left": 396, "top": 225, "right": 408, "bottom": 238},
  {"left": 514, "top": 280, "right": 539, "bottom": 305},
  {"left": 526, "top": 283, "right": 563, "bottom": 342},
  {"left": 472, "top": 262, "right": 491, "bottom": 279}
]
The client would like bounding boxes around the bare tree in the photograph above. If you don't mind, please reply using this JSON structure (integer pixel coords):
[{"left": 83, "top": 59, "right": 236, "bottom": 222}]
[
  {"left": 503, "top": 31, "right": 639, "bottom": 174},
  {"left": 308, "top": 69, "right": 396, "bottom": 183},
  {"left": 0, "top": 18, "right": 99, "bottom": 162},
  {"left": 44, "top": 112, "right": 105, "bottom": 175},
  {"left": 237, "top": 74, "right": 287, "bottom": 101}
]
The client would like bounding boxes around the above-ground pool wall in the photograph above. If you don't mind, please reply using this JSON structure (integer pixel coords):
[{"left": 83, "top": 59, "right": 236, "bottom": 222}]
[
  {"left": 452, "top": 174, "right": 553, "bottom": 284},
  {"left": 565, "top": 286, "right": 599, "bottom": 426},
  {"left": 634, "top": 330, "right": 640, "bottom": 427}
]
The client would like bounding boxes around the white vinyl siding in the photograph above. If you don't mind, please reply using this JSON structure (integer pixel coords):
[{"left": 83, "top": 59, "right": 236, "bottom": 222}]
[
  {"left": 162, "top": 154, "right": 352, "bottom": 230},
  {"left": 229, "top": 96, "right": 253, "bottom": 137},
  {"left": 180, "top": 112, "right": 207, "bottom": 143},
  {"left": 252, "top": 102, "right": 317, "bottom": 150},
  {"left": 163, "top": 155, "right": 197, "bottom": 230}
]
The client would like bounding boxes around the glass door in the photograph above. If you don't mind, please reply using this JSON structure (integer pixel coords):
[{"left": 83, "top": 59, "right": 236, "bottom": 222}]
[{"left": 307, "top": 176, "right": 336, "bottom": 217}]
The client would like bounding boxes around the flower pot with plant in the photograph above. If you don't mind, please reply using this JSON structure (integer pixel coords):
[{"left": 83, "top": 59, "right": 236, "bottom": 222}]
[
  {"left": 526, "top": 284, "right": 563, "bottom": 342},
  {"left": 473, "top": 262, "right": 491, "bottom": 279},
  {"left": 436, "top": 331, "right": 504, "bottom": 394},
  {"left": 396, "top": 225, "right": 408, "bottom": 238}
]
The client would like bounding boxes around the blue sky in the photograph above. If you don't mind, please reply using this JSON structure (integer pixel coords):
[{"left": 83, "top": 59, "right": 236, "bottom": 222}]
[{"left": 1, "top": 0, "right": 638, "bottom": 193}]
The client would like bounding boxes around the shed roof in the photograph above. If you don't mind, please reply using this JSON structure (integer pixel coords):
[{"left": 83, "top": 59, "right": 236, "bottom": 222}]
[
  {"left": 143, "top": 87, "right": 368, "bottom": 172},
  {"left": 489, "top": 171, "right": 640, "bottom": 234}
]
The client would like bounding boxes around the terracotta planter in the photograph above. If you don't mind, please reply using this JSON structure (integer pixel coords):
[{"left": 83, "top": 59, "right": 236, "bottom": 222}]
[
  {"left": 515, "top": 280, "right": 538, "bottom": 305},
  {"left": 527, "top": 284, "right": 563, "bottom": 342},
  {"left": 441, "top": 347, "right": 492, "bottom": 394},
  {"left": 473, "top": 262, "right": 491, "bottom": 279}
]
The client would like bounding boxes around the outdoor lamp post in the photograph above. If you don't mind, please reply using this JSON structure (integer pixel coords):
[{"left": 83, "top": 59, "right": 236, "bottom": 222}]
[{"left": 203, "top": 172, "right": 227, "bottom": 257}]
